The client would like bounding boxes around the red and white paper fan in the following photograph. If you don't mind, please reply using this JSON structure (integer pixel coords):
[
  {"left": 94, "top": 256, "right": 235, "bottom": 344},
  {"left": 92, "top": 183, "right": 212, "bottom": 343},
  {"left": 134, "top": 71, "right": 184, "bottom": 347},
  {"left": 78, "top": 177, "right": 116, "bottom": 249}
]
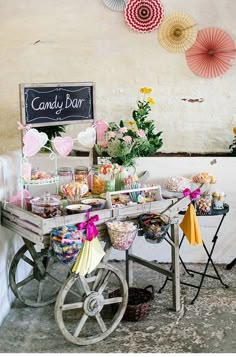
[
  {"left": 125, "top": 0, "right": 164, "bottom": 33},
  {"left": 186, "top": 27, "right": 236, "bottom": 78}
]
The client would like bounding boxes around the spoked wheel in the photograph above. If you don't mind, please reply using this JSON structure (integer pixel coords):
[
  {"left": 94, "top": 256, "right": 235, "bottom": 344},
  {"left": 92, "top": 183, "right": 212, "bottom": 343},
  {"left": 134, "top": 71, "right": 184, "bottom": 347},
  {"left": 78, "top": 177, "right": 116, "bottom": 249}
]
[
  {"left": 9, "top": 243, "right": 69, "bottom": 307},
  {"left": 55, "top": 262, "right": 128, "bottom": 345}
]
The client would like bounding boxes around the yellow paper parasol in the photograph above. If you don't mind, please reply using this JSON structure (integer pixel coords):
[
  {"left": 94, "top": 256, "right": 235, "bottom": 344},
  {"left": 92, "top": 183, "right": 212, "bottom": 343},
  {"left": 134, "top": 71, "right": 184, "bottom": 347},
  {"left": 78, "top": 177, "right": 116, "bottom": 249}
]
[
  {"left": 72, "top": 238, "right": 105, "bottom": 276},
  {"left": 158, "top": 12, "right": 197, "bottom": 53}
]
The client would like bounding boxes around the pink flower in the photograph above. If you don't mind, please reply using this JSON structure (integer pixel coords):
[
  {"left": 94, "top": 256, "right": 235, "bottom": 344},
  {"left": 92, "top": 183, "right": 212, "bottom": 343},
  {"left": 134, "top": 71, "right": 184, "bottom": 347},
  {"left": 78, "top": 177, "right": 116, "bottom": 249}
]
[
  {"left": 108, "top": 131, "right": 116, "bottom": 139},
  {"left": 101, "top": 141, "right": 108, "bottom": 148},
  {"left": 119, "top": 127, "right": 128, "bottom": 134},
  {"left": 137, "top": 129, "right": 146, "bottom": 138},
  {"left": 123, "top": 136, "right": 132, "bottom": 144}
]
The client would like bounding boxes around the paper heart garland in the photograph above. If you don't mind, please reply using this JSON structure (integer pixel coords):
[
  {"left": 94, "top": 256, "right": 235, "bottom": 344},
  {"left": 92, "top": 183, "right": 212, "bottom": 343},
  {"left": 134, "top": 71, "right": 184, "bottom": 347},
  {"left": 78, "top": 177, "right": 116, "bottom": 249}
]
[
  {"left": 23, "top": 129, "right": 48, "bottom": 157},
  {"left": 77, "top": 127, "right": 96, "bottom": 148},
  {"left": 53, "top": 136, "right": 74, "bottom": 157}
]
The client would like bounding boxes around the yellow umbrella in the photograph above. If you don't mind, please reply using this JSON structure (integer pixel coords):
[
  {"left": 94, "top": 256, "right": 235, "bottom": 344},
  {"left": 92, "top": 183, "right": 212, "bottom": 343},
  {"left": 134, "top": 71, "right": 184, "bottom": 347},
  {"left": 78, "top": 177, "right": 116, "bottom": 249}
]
[
  {"left": 158, "top": 12, "right": 197, "bottom": 53},
  {"left": 179, "top": 203, "right": 203, "bottom": 245}
]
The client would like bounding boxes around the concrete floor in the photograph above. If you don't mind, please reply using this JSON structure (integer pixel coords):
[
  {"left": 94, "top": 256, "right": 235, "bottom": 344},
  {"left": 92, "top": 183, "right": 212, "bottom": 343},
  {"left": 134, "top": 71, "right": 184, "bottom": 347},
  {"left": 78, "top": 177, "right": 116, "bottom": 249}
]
[{"left": 0, "top": 262, "right": 236, "bottom": 353}]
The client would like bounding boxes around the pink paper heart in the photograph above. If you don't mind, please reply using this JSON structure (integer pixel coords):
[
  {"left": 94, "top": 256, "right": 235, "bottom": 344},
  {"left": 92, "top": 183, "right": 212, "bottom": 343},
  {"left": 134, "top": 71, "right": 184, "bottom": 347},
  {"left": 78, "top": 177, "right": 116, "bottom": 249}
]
[
  {"left": 53, "top": 136, "right": 74, "bottom": 157},
  {"left": 77, "top": 127, "right": 96, "bottom": 148},
  {"left": 23, "top": 129, "right": 48, "bottom": 157}
]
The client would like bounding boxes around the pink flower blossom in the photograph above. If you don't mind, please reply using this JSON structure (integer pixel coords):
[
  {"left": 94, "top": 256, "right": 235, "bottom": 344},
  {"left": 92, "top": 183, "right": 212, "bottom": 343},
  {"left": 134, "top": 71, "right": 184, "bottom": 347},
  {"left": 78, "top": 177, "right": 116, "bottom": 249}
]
[
  {"left": 123, "top": 136, "right": 132, "bottom": 144},
  {"left": 108, "top": 131, "right": 116, "bottom": 139},
  {"left": 137, "top": 129, "right": 146, "bottom": 138},
  {"left": 119, "top": 127, "right": 128, "bottom": 134},
  {"left": 101, "top": 141, "right": 108, "bottom": 148}
]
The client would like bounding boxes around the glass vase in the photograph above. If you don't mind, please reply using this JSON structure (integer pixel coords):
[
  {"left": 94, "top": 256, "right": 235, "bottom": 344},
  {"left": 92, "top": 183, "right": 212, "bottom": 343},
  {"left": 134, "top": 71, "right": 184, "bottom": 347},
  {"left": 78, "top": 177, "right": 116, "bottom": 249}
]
[{"left": 105, "top": 178, "right": 116, "bottom": 192}]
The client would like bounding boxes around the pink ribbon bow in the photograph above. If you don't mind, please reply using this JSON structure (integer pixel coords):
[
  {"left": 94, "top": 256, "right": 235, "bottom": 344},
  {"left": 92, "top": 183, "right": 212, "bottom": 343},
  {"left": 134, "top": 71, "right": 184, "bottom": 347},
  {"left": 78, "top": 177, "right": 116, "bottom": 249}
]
[
  {"left": 183, "top": 188, "right": 201, "bottom": 200},
  {"left": 17, "top": 121, "right": 32, "bottom": 131},
  {"left": 76, "top": 212, "right": 99, "bottom": 241}
]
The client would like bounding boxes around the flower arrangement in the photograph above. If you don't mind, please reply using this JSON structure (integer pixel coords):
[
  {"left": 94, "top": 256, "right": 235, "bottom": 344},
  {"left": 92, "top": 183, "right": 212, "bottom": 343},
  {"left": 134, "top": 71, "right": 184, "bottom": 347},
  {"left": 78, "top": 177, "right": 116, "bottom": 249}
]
[
  {"left": 229, "top": 127, "right": 236, "bottom": 155},
  {"left": 95, "top": 87, "right": 163, "bottom": 167}
]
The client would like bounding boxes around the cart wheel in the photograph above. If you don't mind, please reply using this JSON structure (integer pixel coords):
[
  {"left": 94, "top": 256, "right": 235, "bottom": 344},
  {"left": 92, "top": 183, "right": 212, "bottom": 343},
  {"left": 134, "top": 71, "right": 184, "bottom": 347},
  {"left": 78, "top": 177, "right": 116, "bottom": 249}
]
[
  {"left": 9, "top": 244, "right": 69, "bottom": 307},
  {"left": 55, "top": 262, "right": 128, "bottom": 345}
]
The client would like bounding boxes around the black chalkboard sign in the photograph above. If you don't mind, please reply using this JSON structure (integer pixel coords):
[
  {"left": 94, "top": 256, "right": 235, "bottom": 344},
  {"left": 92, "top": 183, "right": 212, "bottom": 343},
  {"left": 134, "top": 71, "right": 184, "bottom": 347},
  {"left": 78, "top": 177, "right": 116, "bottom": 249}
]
[{"left": 20, "top": 82, "right": 95, "bottom": 127}]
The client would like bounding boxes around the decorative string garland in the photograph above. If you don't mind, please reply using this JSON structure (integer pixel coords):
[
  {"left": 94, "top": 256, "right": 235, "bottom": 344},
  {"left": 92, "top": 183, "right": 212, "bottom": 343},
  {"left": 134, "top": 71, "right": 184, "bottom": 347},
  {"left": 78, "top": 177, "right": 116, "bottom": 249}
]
[{"left": 18, "top": 122, "right": 97, "bottom": 158}]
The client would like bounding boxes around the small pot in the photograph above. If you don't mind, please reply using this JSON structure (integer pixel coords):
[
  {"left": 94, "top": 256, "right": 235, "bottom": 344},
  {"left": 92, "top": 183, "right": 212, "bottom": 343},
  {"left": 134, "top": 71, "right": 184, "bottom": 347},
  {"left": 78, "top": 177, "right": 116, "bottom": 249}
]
[{"left": 66, "top": 204, "right": 92, "bottom": 215}]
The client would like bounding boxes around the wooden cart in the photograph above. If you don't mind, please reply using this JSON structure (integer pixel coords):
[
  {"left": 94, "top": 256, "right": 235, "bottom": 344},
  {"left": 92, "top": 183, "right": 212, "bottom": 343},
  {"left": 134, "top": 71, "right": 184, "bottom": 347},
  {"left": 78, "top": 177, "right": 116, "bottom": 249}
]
[{"left": 1, "top": 195, "right": 190, "bottom": 345}]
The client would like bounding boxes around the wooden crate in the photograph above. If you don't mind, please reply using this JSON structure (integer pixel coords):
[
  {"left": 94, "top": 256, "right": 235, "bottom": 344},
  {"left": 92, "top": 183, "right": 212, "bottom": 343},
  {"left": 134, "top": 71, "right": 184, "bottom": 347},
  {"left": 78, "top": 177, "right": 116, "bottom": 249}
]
[{"left": 1, "top": 197, "right": 190, "bottom": 247}]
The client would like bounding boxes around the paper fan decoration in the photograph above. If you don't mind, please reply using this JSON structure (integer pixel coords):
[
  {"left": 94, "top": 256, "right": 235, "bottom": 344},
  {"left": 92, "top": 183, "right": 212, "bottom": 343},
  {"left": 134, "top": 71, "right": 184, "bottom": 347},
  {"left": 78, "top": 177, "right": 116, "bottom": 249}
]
[
  {"left": 186, "top": 27, "right": 236, "bottom": 78},
  {"left": 125, "top": 0, "right": 164, "bottom": 33},
  {"left": 158, "top": 12, "right": 197, "bottom": 53},
  {"left": 103, "top": 0, "right": 127, "bottom": 12}
]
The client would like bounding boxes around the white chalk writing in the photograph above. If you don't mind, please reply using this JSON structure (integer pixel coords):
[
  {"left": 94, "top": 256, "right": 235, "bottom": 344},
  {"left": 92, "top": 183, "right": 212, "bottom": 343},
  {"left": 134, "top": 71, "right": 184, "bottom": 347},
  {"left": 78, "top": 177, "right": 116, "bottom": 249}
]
[{"left": 31, "top": 94, "right": 85, "bottom": 115}]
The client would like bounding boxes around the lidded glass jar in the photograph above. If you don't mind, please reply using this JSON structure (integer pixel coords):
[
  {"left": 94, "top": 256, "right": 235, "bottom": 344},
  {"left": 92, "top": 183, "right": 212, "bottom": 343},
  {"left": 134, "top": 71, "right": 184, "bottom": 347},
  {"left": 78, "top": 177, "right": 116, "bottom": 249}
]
[
  {"left": 74, "top": 166, "right": 88, "bottom": 185},
  {"left": 90, "top": 165, "right": 105, "bottom": 195},
  {"left": 30, "top": 192, "right": 62, "bottom": 218},
  {"left": 58, "top": 167, "right": 74, "bottom": 186}
]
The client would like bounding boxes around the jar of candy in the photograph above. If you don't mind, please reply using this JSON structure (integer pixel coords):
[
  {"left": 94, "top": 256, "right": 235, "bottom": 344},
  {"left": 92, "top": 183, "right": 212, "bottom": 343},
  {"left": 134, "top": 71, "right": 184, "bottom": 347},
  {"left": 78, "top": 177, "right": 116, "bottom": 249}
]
[
  {"left": 212, "top": 192, "right": 225, "bottom": 210},
  {"left": 74, "top": 166, "right": 88, "bottom": 185},
  {"left": 90, "top": 165, "right": 105, "bottom": 195},
  {"left": 58, "top": 167, "right": 74, "bottom": 186},
  {"left": 31, "top": 192, "right": 62, "bottom": 218},
  {"left": 195, "top": 195, "right": 212, "bottom": 214}
]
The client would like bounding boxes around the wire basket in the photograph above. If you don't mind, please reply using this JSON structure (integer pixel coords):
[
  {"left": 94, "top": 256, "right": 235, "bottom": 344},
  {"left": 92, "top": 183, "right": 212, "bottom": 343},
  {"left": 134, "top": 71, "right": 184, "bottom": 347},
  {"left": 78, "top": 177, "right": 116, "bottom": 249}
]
[
  {"left": 106, "top": 220, "right": 138, "bottom": 250},
  {"left": 51, "top": 225, "right": 85, "bottom": 264},
  {"left": 110, "top": 285, "right": 154, "bottom": 321},
  {"left": 139, "top": 213, "right": 170, "bottom": 244}
]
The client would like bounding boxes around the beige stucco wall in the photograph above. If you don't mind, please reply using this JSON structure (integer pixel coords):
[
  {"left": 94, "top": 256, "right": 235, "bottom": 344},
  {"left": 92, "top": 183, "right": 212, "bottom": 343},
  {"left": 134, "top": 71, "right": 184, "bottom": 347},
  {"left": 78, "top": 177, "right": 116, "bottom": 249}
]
[{"left": 0, "top": 0, "right": 236, "bottom": 154}]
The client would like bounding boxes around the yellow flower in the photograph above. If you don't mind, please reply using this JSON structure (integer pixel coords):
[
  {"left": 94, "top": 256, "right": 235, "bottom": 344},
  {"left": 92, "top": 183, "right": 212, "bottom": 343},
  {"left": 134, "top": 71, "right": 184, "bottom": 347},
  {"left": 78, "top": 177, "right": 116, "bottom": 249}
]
[
  {"left": 147, "top": 97, "right": 156, "bottom": 105},
  {"left": 125, "top": 119, "right": 138, "bottom": 131},
  {"left": 140, "top": 87, "right": 152, "bottom": 94},
  {"left": 233, "top": 127, "right": 236, "bottom": 135}
]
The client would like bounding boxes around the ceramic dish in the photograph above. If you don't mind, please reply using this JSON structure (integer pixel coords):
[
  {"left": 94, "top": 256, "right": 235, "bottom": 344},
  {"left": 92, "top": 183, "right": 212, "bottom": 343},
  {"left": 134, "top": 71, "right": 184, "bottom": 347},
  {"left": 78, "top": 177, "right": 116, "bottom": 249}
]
[
  {"left": 66, "top": 204, "right": 92, "bottom": 215},
  {"left": 81, "top": 198, "right": 106, "bottom": 211}
]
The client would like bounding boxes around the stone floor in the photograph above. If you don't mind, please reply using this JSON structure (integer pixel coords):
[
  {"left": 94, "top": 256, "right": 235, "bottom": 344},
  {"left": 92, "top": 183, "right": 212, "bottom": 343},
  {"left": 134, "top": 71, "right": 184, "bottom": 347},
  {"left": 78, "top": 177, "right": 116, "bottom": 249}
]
[{"left": 0, "top": 262, "right": 236, "bottom": 353}]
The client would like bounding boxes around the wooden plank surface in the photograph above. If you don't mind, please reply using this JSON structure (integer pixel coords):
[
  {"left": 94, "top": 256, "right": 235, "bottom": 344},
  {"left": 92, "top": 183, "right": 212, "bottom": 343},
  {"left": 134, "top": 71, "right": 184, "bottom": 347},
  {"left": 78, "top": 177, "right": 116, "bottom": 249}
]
[
  {"left": 2, "top": 217, "right": 44, "bottom": 246},
  {"left": 2, "top": 210, "right": 43, "bottom": 235}
]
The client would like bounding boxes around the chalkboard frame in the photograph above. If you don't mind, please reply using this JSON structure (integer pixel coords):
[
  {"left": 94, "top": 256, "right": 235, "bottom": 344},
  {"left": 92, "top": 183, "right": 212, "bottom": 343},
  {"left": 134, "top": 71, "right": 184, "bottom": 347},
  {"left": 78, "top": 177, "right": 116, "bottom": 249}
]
[{"left": 19, "top": 81, "right": 95, "bottom": 127}]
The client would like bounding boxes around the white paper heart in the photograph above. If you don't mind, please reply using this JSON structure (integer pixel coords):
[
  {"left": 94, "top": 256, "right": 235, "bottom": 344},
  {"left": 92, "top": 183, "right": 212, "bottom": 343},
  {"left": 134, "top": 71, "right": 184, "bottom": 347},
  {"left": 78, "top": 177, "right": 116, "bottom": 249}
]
[
  {"left": 39, "top": 132, "right": 48, "bottom": 148},
  {"left": 23, "top": 129, "right": 48, "bottom": 157},
  {"left": 53, "top": 136, "right": 74, "bottom": 157},
  {"left": 77, "top": 127, "right": 96, "bottom": 148}
]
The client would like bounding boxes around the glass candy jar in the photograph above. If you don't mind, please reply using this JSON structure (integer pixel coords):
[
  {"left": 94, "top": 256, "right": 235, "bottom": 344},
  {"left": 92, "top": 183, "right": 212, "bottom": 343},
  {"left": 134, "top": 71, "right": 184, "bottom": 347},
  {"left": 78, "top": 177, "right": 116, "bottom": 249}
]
[
  {"left": 212, "top": 192, "right": 225, "bottom": 210},
  {"left": 195, "top": 195, "right": 212, "bottom": 214},
  {"left": 90, "top": 165, "right": 105, "bottom": 195},
  {"left": 31, "top": 192, "right": 62, "bottom": 218},
  {"left": 58, "top": 167, "right": 74, "bottom": 186},
  {"left": 74, "top": 166, "right": 88, "bottom": 186}
]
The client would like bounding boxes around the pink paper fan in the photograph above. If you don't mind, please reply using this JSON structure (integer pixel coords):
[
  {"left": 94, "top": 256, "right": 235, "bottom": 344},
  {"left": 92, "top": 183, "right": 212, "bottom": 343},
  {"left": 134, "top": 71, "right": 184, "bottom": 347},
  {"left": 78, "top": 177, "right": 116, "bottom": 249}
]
[
  {"left": 186, "top": 27, "right": 236, "bottom": 78},
  {"left": 125, "top": 0, "right": 164, "bottom": 33}
]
